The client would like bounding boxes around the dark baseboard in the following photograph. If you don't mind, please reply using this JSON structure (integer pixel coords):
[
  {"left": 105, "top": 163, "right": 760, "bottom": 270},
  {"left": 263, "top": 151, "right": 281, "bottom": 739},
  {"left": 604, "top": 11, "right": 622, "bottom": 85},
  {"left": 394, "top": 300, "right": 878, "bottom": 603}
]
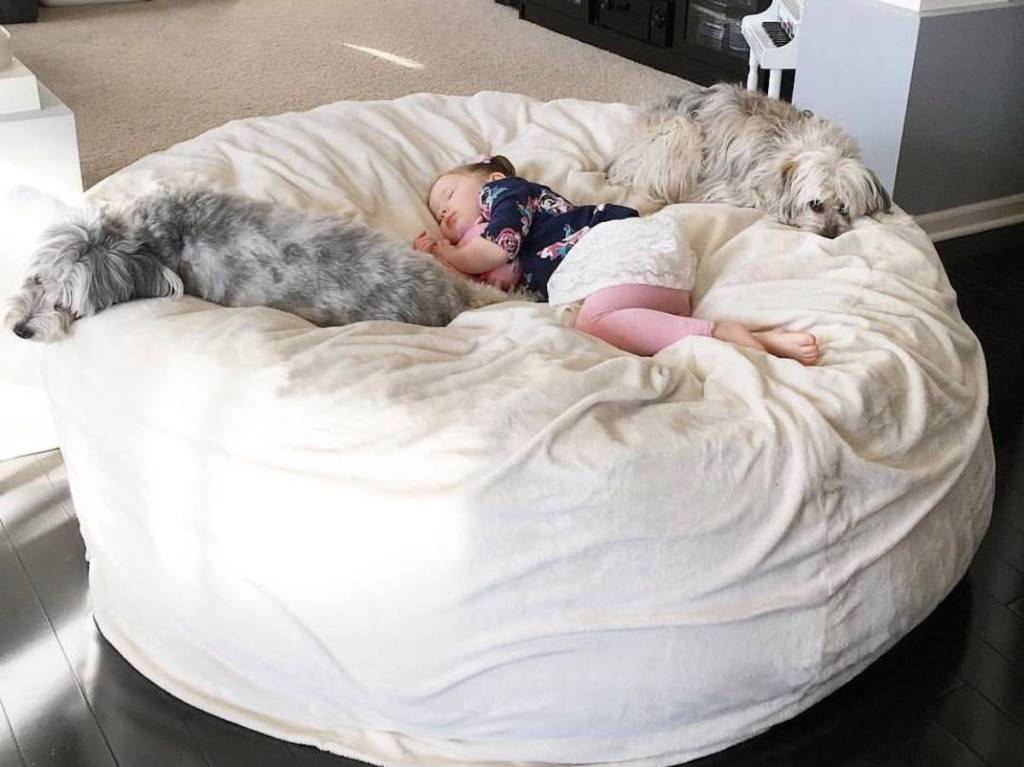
[{"left": 0, "top": 0, "right": 38, "bottom": 24}]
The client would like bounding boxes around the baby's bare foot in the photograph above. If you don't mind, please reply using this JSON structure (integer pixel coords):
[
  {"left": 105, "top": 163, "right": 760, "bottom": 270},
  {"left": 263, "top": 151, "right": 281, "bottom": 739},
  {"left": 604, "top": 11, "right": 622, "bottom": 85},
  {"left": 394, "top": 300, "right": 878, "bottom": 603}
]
[
  {"left": 754, "top": 331, "right": 819, "bottom": 366},
  {"left": 711, "top": 320, "right": 767, "bottom": 353}
]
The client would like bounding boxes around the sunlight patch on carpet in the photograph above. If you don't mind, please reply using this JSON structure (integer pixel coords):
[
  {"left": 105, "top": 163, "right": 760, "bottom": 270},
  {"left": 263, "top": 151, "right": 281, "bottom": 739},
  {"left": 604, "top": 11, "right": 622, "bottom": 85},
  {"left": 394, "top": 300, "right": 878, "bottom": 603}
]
[{"left": 343, "top": 44, "right": 424, "bottom": 70}]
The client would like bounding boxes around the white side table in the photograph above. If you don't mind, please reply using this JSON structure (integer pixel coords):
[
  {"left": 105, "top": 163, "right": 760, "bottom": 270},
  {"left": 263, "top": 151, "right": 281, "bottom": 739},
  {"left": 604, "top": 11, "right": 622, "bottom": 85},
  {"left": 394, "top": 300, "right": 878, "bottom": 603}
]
[
  {"left": 0, "top": 71, "right": 82, "bottom": 460},
  {"left": 0, "top": 81, "right": 82, "bottom": 198}
]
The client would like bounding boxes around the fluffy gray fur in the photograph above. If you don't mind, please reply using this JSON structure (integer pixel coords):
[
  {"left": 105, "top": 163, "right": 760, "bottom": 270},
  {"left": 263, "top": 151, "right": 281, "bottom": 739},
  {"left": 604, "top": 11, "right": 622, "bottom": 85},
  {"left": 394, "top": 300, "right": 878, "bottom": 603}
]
[
  {"left": 5, "top": 188, "right": 512, "bottom": 342},
  {"left": 607, "top": 83, "right": 892, "bottom": 238}
]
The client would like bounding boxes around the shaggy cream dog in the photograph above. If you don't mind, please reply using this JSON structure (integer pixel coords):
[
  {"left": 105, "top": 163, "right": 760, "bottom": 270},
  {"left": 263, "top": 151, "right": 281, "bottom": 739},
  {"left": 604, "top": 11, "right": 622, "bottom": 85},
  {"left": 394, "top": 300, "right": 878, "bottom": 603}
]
[{"left": 607, "top": 83, "right": 891, "bottom": 238}]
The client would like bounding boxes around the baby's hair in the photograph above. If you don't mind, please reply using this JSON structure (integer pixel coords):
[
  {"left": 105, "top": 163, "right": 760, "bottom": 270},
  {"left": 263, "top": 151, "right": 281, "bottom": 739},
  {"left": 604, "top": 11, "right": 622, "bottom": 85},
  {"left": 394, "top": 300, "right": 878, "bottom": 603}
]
[
  {"left": 433, "top": 155, "right": 517, "bottom": 189},
  {"left": 451, "top": 154, "right": 517, "bottom": 178}
]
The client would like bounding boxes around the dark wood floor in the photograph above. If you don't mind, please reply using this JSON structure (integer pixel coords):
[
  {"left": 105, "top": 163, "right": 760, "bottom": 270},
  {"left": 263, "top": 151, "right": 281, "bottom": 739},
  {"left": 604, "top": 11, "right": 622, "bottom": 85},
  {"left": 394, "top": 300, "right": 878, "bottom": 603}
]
[{"left": 0, "top": 225, "right": 1021, "bottom": 767}]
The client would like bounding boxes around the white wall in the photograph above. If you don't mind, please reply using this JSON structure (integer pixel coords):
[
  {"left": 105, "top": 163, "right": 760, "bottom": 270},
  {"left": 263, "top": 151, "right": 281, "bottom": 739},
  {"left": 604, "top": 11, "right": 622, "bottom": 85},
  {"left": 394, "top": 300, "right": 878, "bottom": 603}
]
[
  {"left": 793, "top": 0, "right": 1024, "bottom": 216},
  {"left": 792, "top": 0, "right": 920, "bottom": 193}
]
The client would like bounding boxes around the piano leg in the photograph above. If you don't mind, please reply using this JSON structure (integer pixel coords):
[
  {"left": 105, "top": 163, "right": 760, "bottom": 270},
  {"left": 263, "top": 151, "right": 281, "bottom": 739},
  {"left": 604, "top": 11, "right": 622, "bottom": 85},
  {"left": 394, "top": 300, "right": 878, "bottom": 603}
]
[
  {"left": 747, "top": 51, "right": 759, "bottom": 91},
  {"left": 767, "top": 69, "right": 782, "bottom": 99}
]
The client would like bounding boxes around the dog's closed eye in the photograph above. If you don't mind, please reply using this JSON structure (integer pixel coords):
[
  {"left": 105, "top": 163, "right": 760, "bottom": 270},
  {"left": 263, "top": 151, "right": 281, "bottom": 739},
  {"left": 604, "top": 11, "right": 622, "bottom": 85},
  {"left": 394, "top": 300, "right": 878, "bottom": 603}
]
[{"left": 809, "top": 200, "right": 824, "bottom": 213}]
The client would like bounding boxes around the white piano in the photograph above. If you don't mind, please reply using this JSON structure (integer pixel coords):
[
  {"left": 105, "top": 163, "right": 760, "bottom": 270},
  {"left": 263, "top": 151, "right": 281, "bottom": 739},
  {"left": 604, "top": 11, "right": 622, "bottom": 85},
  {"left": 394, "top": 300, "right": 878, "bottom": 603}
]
[{"left": 741, "top": 0, "right": 803, "bottom": 99}]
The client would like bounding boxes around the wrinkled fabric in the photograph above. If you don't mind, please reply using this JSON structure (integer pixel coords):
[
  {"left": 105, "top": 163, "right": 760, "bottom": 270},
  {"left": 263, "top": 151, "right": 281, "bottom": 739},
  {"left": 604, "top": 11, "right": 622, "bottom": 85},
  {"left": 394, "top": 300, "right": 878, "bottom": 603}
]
[{"left": 46, "top": 92, "right": 993, "bottom": 767}]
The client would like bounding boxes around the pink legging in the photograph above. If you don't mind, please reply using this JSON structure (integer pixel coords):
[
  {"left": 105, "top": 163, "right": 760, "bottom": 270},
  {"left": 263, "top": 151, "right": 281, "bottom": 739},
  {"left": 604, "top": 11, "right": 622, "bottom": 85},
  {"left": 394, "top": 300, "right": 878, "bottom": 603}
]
[{"left": 574, "top": 284, "right": 714, "bottom": 356}]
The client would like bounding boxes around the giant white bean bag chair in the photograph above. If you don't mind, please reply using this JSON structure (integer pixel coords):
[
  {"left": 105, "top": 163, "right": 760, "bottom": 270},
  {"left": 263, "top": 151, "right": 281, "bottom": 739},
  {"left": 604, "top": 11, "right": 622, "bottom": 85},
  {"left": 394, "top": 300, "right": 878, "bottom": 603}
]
[{"left": 43, "top": 92, "right": 993, "bottom": 766}]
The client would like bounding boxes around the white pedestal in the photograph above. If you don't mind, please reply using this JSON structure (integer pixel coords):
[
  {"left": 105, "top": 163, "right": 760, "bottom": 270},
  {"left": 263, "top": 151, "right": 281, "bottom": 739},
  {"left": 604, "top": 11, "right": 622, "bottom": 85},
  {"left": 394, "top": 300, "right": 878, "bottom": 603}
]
[
  {"left": 0, "top": 57, "right": 41, "bottom": 115},
  {"left": 0, "top": 82, "right": 83, "bottom": 461},
  {"left": 0, "top": 82, "right": 82, "bottom": 200},
  {"left": 0, "top": 185, "right": 63, "bottom": 460}
]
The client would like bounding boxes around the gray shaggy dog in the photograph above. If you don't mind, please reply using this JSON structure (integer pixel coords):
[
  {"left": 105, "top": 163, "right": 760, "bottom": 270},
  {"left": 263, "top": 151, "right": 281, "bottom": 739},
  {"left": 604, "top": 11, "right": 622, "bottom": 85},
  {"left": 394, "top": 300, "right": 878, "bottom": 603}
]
[
  {"left": 5, "top": 188, "right": 510, "bottom": 342},
  {"left": 607, "top": 83, "right": 892, "bottom": 238}
]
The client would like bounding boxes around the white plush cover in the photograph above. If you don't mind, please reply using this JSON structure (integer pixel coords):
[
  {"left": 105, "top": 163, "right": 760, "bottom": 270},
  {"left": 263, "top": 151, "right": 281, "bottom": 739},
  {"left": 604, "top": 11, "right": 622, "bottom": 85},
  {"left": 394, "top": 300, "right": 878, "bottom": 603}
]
[{"left": 43, "top": 92, "right": 993, "bottom": 767}]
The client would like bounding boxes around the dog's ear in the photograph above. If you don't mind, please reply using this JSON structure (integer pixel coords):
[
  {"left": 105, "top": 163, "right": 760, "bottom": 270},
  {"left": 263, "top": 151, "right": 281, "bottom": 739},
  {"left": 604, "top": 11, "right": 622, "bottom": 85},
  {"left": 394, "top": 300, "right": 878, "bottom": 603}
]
[
  {"left": 777, "top": 159, "right": 800, "bottom": 222},
  {"left": 865, "top": 169, "right": 892, "bottom": 214},
  {"left": 781, "top": 159, "right": 798, "bottom": 185}
]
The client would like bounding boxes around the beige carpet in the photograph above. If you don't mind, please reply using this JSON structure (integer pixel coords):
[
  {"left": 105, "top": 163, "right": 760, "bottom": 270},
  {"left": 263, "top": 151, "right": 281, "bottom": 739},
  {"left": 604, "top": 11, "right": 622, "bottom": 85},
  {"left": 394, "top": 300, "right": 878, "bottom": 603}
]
[{"left": 8, "top": 0, "right": 690, "bottom": 189}]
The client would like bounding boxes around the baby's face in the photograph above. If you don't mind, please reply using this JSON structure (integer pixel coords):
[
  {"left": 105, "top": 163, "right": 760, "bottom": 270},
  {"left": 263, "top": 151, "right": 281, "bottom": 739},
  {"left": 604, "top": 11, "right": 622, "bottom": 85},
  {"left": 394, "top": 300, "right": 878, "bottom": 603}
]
[{"left": 429, "top": 172, "right": 503, "bottom": 243}]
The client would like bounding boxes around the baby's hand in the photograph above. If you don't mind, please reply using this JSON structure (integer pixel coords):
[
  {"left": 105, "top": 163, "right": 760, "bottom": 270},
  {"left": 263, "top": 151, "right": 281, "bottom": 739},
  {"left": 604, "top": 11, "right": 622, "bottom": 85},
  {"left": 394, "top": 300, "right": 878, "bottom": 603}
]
[
  {"left": 433, "top": 240, "right": 457, "bottom": 261},
  {"left": 431, "top": 241, "right": 470, "bottom": 277},
  {"left": 413, "top": 230, "right": 439, "bottom": 254}
]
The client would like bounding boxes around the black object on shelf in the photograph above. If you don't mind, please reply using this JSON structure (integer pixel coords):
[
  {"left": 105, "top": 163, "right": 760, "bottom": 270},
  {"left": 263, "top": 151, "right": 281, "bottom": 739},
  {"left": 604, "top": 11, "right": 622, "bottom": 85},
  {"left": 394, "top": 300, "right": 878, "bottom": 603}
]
[
  {"left": 527, "top": 0, "right": 588, "bottom": 20},
  {"left": 0, "top": 0, "right": 38, "bottom": 24},
  {"left": 520, "top": 0, "right": 787, "bottom": 90},
  {"left": 596, "top": 1, "right": 674, "bottom": 48}
]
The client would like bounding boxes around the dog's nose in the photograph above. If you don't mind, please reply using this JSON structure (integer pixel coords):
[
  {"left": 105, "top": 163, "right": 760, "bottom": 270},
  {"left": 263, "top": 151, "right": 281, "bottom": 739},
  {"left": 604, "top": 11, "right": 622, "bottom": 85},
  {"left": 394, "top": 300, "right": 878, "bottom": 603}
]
[
  {"left": 12, "top": 322, "right": 34, "bottom": 339},
  {"left": 822, "top": 225, "right": 840, "bottom": 239}
]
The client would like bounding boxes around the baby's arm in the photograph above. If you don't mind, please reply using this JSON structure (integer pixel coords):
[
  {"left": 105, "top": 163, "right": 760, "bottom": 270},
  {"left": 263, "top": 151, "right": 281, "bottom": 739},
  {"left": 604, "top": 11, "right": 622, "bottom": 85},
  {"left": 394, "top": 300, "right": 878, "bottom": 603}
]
[{"left": 434, "top": 237, "right": 508, "bottom": 275}]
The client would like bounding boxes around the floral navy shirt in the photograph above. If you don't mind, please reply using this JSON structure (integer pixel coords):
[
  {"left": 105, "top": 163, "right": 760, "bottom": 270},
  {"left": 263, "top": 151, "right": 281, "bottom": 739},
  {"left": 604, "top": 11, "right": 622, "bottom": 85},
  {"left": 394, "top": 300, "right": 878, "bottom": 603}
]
[{"left": 479, "top": 177, "right": 638, "bottom": 299}]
